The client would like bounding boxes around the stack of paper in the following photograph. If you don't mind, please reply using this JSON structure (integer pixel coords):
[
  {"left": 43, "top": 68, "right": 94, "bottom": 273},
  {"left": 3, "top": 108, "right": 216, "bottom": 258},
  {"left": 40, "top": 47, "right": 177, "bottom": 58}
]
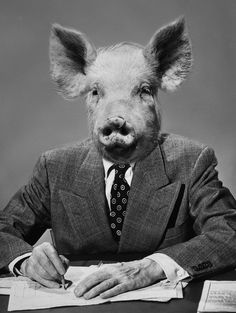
[
  {"left": 0, "top": 266, "right": 184, "bottom": 311},
  {"left": 198, "top": 280, "right": 236, "bottom": 312}
]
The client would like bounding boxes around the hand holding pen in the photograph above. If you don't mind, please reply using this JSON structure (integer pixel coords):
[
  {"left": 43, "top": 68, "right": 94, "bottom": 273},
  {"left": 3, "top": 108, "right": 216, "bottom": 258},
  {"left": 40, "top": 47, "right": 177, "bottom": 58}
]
[{"left": 20, "top": 238, "right": 69, "bottom": 289}]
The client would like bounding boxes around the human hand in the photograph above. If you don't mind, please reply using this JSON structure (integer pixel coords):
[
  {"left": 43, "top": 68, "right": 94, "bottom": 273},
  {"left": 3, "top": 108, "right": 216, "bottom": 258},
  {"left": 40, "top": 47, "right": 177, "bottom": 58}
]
[
  {"left": 74, "top": 258, "right": 165, "bottom": 299},
  {"left": 20, "top": 242, "right": 69, "bottom": 288}
]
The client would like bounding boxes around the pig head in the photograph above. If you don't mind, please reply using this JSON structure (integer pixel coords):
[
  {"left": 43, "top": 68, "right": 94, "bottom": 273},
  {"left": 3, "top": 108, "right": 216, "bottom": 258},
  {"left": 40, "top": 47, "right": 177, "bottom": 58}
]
[{"left": 49, "top": 17, "right": 192, "bottom": 163}]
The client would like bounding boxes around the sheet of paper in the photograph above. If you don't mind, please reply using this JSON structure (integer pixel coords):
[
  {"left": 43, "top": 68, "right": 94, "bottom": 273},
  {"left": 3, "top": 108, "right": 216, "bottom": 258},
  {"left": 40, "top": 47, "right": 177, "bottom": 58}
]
[
  {"left": 198, "top": 280, "right": 236, "bottom": 312},
  {"left": 0, "top": 265, "right": 99, "bottom": 295},
  {"left": 8, "top": 265, "right": 183, "bottom": 311},
  {"left": 0, "top": 276, "right": 31, "bottom": 295},
  {"left": 109, "top": 280, "right": 183, "bottom": 302}
]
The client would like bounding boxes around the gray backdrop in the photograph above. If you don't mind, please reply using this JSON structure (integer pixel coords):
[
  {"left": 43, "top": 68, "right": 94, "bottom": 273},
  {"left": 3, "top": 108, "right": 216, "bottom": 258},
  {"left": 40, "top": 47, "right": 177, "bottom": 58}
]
[{"left": 1, "top": 0, "right": 236, "bottom": 211}]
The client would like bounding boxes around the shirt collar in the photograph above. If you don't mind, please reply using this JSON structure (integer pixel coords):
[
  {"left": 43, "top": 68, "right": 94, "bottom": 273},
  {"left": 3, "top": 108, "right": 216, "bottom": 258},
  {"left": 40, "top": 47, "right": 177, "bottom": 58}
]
[{"left": 102, "top": 158, "right": 135, "bottom": 178}]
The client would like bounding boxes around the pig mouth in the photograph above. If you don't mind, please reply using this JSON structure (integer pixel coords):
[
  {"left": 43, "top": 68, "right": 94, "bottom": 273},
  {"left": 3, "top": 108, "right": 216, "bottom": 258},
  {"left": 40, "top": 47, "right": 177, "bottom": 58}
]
[
  {"left": 99, "top": 131, "right": 135, "bottom": 146},
  {"left": 99, "top": 131, "right": 136, "bottom": 147},
  {"left": 98, "top": 129, "right": 137, "bottom": 159},
  {"left": 97, "top": 117, "right": 138, "bottom": 160},
  {"left": 102, "top": 138, "right": 137, "bottom": 160}
]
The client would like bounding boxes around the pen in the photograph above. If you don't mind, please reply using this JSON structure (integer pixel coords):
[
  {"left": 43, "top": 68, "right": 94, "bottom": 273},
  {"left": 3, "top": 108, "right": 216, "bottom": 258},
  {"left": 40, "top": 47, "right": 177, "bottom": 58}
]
[{"left": 50, "top": 229, "right": 66, "bottom": 290}]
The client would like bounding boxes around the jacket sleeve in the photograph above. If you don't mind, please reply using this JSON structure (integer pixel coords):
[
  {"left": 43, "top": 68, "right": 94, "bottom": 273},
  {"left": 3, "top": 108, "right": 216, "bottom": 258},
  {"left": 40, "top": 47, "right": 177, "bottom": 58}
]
[
  {"left": 0, "top": 154, "right": 51, "bottom": 270},
  {"left": 159, "top": 146, "right": 236, "bottom": 278}
]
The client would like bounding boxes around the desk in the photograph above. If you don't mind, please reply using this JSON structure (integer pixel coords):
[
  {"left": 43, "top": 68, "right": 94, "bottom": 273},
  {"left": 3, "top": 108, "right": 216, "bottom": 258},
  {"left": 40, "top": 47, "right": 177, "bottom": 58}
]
[{"left": 1, "top": 254, "right": 236, "bottom": 313}]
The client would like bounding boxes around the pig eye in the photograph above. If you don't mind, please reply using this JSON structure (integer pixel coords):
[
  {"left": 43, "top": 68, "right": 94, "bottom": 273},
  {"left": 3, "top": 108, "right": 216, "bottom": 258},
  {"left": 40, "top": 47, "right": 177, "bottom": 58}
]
[
  {"left": 91, "top": 88, "right": 98, "bottom": 96},
  {"left": 140, "top": 86, "right": 152, "bottom": 97}
]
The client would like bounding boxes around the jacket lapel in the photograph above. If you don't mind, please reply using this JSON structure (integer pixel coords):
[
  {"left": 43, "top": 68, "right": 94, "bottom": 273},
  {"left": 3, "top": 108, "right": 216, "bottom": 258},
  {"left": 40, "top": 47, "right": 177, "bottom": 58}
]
[
  {"left": 119, "top": 144, "right": 182, "bottom": 253},
  {"left": 61, "top": 143, "right": 118, "bottom": 252}
]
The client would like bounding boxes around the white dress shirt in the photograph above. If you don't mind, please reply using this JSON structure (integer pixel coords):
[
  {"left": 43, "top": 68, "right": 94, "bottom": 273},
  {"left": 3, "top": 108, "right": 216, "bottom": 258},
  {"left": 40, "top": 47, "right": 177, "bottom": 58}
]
[{"left": 9, "top": 158, "right": 189, "bottom": 282}]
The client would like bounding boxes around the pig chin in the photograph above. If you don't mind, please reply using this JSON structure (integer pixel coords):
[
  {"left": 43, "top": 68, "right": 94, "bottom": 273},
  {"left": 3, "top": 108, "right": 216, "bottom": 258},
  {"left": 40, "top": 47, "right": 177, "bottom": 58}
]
[{"left": 105, "top": 143, "right": 137, "bottom": 162}]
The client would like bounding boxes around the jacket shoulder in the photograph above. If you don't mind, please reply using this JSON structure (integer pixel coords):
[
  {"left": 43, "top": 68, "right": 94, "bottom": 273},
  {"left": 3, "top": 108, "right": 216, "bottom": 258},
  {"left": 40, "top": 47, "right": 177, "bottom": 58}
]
[
  {"left": 160, "top": 133, "right": 208, "bottom": 158},
  {"left": 42, "top": 138, "right": 93, "bottom": 164},
  {"left": 159, "top": 133, "right": 214, "bottom": 180}
]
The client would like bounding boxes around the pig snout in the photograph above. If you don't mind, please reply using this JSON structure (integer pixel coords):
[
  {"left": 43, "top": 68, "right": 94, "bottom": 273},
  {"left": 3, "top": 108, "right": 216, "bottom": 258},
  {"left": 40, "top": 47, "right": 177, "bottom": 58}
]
[{"left": 99, "top": 116, "right": 136, "bottom": 147}]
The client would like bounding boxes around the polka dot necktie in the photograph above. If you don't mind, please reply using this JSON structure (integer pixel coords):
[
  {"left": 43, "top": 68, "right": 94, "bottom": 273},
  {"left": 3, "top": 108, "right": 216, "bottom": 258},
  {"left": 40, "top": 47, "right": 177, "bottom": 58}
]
[{"left": 108, "top": 164, "right": 130, "bottom": 242}]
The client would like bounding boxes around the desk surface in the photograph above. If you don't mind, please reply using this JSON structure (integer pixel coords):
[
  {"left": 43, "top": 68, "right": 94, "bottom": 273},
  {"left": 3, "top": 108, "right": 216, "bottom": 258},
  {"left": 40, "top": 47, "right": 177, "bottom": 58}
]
[{"left": 1, "top": 255, "right": 236, "bottom": 313}]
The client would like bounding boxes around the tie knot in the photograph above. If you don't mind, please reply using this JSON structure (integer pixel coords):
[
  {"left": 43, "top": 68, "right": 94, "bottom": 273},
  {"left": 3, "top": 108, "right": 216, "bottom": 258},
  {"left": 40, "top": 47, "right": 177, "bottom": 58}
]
[{"left": 108, "top": 163, "right": 130, "bottom": 177}]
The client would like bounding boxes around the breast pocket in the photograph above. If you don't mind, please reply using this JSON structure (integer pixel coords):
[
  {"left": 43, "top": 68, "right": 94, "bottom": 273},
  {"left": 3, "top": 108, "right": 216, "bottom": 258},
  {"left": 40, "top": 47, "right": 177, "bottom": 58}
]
[{"left": 159, "top": 217, "right": 194, "bottom": 249}]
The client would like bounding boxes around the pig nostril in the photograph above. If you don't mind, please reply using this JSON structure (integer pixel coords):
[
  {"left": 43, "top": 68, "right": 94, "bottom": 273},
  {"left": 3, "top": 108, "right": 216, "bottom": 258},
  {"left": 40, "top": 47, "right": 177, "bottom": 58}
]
[
  {"left": 102, "top": 127, "right": 112, "bottom": 136},
  {"left": 102, "top": 119, "right": 131, "bottom": 137},
  {"left": 120, "top": 125, "right": 129, "bottom": 136}
]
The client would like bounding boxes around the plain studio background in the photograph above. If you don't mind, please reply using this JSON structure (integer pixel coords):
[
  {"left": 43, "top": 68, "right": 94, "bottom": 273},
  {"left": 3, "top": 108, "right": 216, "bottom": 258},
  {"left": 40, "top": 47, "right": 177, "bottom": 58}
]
[{"left": 0, "top": 0, "right": 235, "bottom": 235}]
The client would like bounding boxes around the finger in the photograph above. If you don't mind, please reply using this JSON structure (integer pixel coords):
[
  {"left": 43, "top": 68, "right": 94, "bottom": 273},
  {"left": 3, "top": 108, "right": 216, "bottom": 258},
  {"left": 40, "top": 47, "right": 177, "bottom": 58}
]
[
  {"left": 74, "top": 271, "right": 109, "bottom": 297},
  {"left": 32, "top": 271, "right": 60, "bottom": 289},
  {"left": 25, "top": 259, "right": 60, "bottom": 289},
  {"left": 59, "top": 255, "right": 70, "bottom": 271},
  {"left": 43, "top": 243, "right": 65, "bottom": 275},
  {"left": 83, "top": 278, "right": 118, "bottom": 299},
  {"left": 25, "top": 257, "right": 59, "bottom": 284},
  {"left": 36, "top": 260, "right": 61, "bottom": 283},
  {"left": 100, "top": 283, "right": 130, "bottom": 299},
  {"left": 36, "top": 252, "right": 61, "bottom": 281}
]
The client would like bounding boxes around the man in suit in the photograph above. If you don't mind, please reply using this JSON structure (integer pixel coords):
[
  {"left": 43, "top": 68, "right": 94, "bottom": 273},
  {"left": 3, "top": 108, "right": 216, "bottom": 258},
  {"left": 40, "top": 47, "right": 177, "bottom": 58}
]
[{"left": 1, "top": 18, "right": 236, "bottom": 299}]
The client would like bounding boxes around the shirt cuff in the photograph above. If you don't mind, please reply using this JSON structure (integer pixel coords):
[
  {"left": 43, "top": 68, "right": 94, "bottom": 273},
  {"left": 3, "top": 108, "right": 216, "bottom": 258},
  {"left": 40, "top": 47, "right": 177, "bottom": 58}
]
[
  {"left": 8, "top": 252, "right": 32, "bottom": 276},
  {"left": 145, "top": 253, "right": 190, "bottom": 282}
]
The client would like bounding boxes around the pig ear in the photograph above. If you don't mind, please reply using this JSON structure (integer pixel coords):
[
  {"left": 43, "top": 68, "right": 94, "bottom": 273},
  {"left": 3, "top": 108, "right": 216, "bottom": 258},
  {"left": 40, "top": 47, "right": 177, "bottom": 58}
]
[
  {"left": 144, "top": 17, "right": 192, "bottom": 92},
  {"left": 50, "top": 24, "right": 97, "bottom": 99}
]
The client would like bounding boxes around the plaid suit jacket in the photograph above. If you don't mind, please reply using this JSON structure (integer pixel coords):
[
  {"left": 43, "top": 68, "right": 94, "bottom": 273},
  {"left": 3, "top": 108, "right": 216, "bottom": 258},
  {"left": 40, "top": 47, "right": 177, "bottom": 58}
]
[{"left": 1, "top": 133, "right": 236, "bottom": 278}]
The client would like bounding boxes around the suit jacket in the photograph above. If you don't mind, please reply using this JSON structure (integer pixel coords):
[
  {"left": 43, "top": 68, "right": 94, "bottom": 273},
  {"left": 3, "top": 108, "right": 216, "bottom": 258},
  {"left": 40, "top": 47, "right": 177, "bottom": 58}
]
[{"left": 1, "top": 133, "right": 236, "bottom": 278}]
